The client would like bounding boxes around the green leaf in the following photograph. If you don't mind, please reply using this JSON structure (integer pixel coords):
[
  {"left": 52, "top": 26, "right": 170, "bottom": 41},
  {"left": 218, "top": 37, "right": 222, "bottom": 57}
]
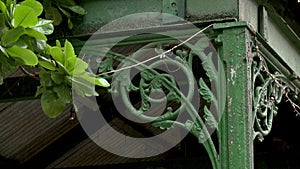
[
  {"left": 0, "top": 45, "right": 8, "bottom": 57},
  {"left": 55, "top": 40, "right": 61, "bottom": 48},
  {"left": 64, "top": 40, "right": 75, "bottom": 60},
  {"left": 72, "top": 77, "right": 99, "bottom": 96},
  {"left": 50, "top": 46, "right": 64, "bottom": 65},
  {"left": 31, "top": 18, "right": 54, "bottom": 35},
  {"left": 65, "top": 57, "right": 76, "bottom": 74},
  {"left": 38, "top": 70, "right": 53, "bottom": 87},
  {"left": 0, "top": 14, "right": 7, "bottom": 37},
  {"left": 9, "top": 38, "right": 28, "bottom": 48},
  {"left": 95, "top": 77, "right": 110, "bottom": 87},
  {"left": 21, "top": 0, "right": 43, "bottom": 16},
  {"left": 0, "top": 1, "right": 6, "bottom": 13},
  {"left": 35, "top": 85, "right": 46, "bottom": 97},
  {"left": 69, "top": 58, "right": 88, "bottom": 75},
  {"left": 35, "top": 39, "right": 46, "bottom": 51},
  {"left": 203, "top": 106, "right": 218, "bottom": 129},
  {"left": 41, "top": 90, "right": 66, "bottom": 118},
  {"left": 1, "top": 27, "right": 25, "bottom": 45},
  {"left": 13, "top": 5, "right": 38, "bottom": 28},
  {"left": 67, "top": 18, "right": 73, "bottom": 29},
  {"left": 25, "top": 28, "right": 47, "bottom": 40},
  {"left": 45, "top": 6, "right": 62, "bottom": 26},
  {"left": 53, "top": 84, "right": 72, "bottom": 104},
  {"left": 51, "top": 71, "right": 65, "bottom": 85},
  {"left": 78, "top": 73, "right": 110, "bottom": 87},
  {"left": 6, "top": 45, "right": 38, "bottom": 66},
  {"left": 39, "top": 60, "right": 56, "bottom": 70},
  {"left": 57, "top": 6, "right": 72, "bottom": 29},
  {"left": 66, "top": 5, "right": 87, "bottom": 15},
  {"left": 0, "top": 53, "right": 16, "bottom": 73}
]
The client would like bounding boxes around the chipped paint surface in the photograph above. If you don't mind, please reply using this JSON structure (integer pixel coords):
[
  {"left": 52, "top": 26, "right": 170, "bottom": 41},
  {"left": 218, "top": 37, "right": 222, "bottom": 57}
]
[{"left": 230, "top": 67, "right": 236, "bottom": 85}]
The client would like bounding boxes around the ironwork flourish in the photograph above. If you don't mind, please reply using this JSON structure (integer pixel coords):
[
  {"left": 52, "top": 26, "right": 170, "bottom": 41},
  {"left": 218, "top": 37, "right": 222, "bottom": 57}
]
[
  {"left": 94, "top": 36, "right": 226, "bottom": 169},
  {"left": 252, "top": 46, "right": 296, "bottom": 142}
]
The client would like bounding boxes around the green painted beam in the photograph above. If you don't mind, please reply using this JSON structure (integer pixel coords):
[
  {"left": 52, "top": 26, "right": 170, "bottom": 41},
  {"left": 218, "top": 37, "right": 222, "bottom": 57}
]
[
  {"left": 239, "top": 0, "right": 300, "bottom": 77},
  {"left": 219, "top": 26, "right": 254, "bottom": 169},
  {"left": 186, "top": 0, "right": 238, "bottom": 21}
]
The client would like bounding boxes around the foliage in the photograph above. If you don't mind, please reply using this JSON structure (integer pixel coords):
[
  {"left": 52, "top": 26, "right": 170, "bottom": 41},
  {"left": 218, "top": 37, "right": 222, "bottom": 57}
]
[
  {"left": 0, "top": 0, "right": 109, "bottom": 118},
  {"left": 42, "top": 0, "right": 87, "bottom": 29}
]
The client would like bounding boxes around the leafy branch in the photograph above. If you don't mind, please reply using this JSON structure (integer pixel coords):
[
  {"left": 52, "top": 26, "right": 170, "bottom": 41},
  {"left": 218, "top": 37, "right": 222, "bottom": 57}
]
[
  {"left": 42, "top": 0, "right": 86, "bottom": 29},
  {"left": 0, "top": 0, "right": 109, "bottom": 118}
]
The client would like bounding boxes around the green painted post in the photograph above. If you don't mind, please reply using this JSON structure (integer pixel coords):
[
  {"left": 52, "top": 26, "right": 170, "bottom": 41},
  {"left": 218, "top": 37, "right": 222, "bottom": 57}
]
[{"left": 218, "top": 25, "right": 254, "bottom": 169}]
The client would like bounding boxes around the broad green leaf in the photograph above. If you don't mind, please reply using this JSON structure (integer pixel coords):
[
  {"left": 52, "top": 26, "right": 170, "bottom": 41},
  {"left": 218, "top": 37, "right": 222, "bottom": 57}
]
[
  {"left": 57, "top": 6, "right": 72, "bottom": 29},
  {"left": 38, "top": 70, "right": 53, "bottom": 87},
  {"left": 0, "top": 53, "right": 15, "bottom": 73},
  {"left": 1, "top": 27, "right": 25, "bottom": 45},
  {"left": 78, "top": 73, "right": 110, "bottom": 87},
  {"left": 50, "top": 46, "right": 64, "bottom": 64},
  {"left": 41, "top": 90, "right": 66, "bottom": 118},
  {"left": 35, "top": 39, "right": 46, "bottom": 51},
  {"left": 9, "top": 38, "right": 28, "bottom": 48},
  {"left": 0, "top": 45, "right": 8, "bottom": 57},
  {"left": 45, "top": 6, "right": 62, "bottom": 26},
  {"left": 0, "top": 1, "right": 6, "bottom": 13},
  {"left": 67, "top": 19, "right": 73, "bottom": 29},
  {"left": 53, "top": 84, "right": 72, "bottom": 104},
  {"left": 51, "top": 71, "right": 65, "bottom": 84},
  {"left": 0, "top": 14, "right": 6, "bottom": 37},
  {"left": 6, "top": 45, "right": 38, "bottom": 66},
  {"left": 66, "top": 5, "right": 87, "bottom": 15},
  {"left": 65, "top": 57, "right": 76, "bottom": 74},
  {"left": 38, "top": 60, "right": 56, "bottom": 70},
  {"left": 31, "top": 18, "right": 54, "bottom": 35},
  {"left": 70, "top": 58, "right": 88, "bottom": 75},
  {"left": 13, "top": 5, "right": 38, "bottom": 28},
  {"left": 35, "top": 85, "right": 46, "bottom": 97},
  {"left": 55, "top": 40, "right": 61, "bottom": 48},
  {"left": 72, "top": 77, "right": 98, "bottom": 96},
  {"left": 44, "top": 45, "right": 51, "bottom": 55},
  {"left": 95, "top": 77, "right": 110, "bottom": 87},
  {"left": 64, "top": 40, "right": 75, "bottom": 60},
  {"left": 25, "top": 28, "right": 47, "bottom": 40},
  {"left": 203, "top": 106, "right": 218, "bottom": 129},
  {"left": 21, "top": 0, "right": 43, "bottom": 16}
]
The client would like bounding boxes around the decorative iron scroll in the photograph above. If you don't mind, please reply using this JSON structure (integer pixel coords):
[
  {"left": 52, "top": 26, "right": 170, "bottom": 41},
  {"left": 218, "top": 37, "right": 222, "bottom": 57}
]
[
  {"left": 89, "top": 36, "right": 225, "bottom": 169},
  {"left": 252, "top": 46, "right": 299, "bottom": 142}
]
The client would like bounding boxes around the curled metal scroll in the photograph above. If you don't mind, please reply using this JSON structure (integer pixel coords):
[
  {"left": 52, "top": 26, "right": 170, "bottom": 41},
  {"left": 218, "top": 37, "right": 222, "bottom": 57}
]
[
  {"left": 74, "top": 12, "right": 225, "bottom": 169},
  {"left": 252, "top": 49, "right": 293, "bottom": 142}
]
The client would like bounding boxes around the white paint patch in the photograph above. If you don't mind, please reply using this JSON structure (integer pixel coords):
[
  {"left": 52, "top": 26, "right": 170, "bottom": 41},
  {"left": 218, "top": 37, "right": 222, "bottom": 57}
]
[{"left": 230, "top": 67, "right": 236, "bottom": 85}]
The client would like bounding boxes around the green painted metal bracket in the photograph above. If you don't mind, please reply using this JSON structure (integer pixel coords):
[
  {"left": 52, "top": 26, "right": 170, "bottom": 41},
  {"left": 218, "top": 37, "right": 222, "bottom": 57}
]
[
  {"left": 162, "top": 0, "right": 185, "bottom": 23},
  {"left": 162, "top": 0, "right": 185, "bottom": 20}
]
